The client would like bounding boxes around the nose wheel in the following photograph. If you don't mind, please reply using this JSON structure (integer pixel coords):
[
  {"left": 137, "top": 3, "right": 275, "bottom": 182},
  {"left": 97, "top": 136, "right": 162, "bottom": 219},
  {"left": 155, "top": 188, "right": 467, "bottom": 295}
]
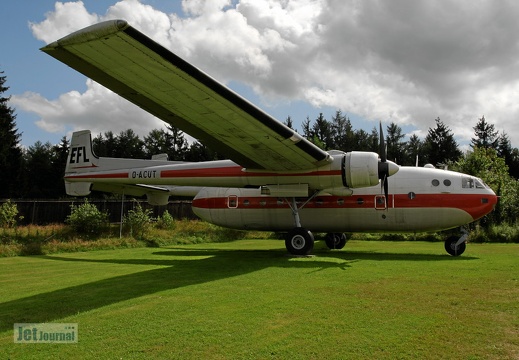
[
  {"left": 325, "top": 233, "right": 348, "bottom": 250},
  {"left": 444, "top": 235, "right": 467, "bottom": 256}
]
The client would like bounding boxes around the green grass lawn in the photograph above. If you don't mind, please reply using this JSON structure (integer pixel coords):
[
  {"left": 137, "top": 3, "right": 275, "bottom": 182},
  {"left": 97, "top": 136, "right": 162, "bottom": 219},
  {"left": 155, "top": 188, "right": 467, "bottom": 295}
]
[{"left": 0, "top": 240, "right": 518, "bottom": 359}]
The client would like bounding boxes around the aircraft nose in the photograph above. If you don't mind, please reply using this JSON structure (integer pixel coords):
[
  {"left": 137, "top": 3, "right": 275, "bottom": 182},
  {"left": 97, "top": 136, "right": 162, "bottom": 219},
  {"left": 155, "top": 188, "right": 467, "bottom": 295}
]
[
  {"left": 476, "top": 192, "right": 499, "bottom": 220},
  {"left": 489, "top": 192, "right": 499, "bottom": 208}
]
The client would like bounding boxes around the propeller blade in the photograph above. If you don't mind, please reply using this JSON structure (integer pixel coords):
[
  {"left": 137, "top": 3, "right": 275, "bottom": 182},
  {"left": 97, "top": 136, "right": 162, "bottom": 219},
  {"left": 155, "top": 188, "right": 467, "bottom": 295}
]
[
  {"left": 378, "top": 121, "right": 391, "bottom": 209},
  {"left": 379, "top": 122, "right": 387, "bottom": 163},
  {"left": 378, "top": 121, "right": 388, "bottom": 181}
]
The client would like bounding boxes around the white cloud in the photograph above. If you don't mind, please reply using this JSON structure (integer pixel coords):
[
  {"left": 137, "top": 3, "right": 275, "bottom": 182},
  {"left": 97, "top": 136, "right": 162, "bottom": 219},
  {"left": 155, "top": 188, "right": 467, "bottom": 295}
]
[
  {"left": 30, "top": 1, "right": 100, "bottom": 43},
  {"left": 12, "top": 80, "right": 163, "bottom": 138},
  {"left": 16, "top": 0, "right": 519, "bottom": 146}
]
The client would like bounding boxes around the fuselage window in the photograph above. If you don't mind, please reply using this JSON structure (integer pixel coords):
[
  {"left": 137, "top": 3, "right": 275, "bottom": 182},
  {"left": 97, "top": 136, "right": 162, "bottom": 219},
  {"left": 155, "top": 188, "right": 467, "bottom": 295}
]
[
  {"left": 408, "top": 192, "right": 416, "bottom": 199},
  {"left": 357, "top": 198, "right": 364, "bottom": 205},
  {"left": 443, "top": 179, "right": 452, "bottom": 186},
  {"left": 432, "top": 179, "right": 440, "bottom": 186},
  {"left": 243, "top": 199, "right": 250, "bottom": 206},
  {"left": 277, "top": 198, "right": 284, "bottom": 206},
  {"left": 337, "top": 198, "right": 345, "bottom": 206},
  {"left": 260, "top": 200, "right": 267, "bottom": 207},
  {"left": 316, "top": 198, "right": 324, "bottom": 206}
]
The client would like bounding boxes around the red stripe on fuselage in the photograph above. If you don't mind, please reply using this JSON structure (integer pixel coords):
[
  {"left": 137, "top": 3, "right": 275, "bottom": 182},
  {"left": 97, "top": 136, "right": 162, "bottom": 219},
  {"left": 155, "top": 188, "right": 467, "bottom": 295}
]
[
  {"left": 64, "top": 172, "right": 128, "bottom": 179},
  {"left": 192, "top": 193, "right": 497, "bottom": 221}
]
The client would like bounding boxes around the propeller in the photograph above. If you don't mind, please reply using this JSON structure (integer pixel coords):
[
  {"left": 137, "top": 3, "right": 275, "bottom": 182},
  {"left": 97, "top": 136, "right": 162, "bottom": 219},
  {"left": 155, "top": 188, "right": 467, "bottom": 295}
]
[{"left": 378, "top": 122, "right": 398, "bottom": 208}]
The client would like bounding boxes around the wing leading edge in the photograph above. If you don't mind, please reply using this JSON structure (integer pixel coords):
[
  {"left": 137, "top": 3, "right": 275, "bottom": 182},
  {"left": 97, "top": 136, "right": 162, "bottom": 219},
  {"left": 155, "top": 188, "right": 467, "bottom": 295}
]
[{"left": 41, "top": 20, "right": 331, "bottom": 171}]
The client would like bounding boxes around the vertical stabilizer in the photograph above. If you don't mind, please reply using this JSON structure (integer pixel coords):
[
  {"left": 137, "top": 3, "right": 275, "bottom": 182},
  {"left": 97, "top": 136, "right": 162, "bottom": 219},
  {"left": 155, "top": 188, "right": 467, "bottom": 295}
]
[
  {"left": 65, "top": 130, "right": 98, "bottom": 196},
  {"left": 66, "top": 130, "right": 99, "bottom": 174}
]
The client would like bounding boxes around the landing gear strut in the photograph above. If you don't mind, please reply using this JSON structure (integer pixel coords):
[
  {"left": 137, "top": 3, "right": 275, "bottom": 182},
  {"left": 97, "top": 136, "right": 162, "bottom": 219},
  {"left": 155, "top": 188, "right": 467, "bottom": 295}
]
[
  {"left": 444, "top": 229, "right": 468, "bottom": 256},
  {"left": 284, "top": 196, "right": 317, "bottom": 256}
]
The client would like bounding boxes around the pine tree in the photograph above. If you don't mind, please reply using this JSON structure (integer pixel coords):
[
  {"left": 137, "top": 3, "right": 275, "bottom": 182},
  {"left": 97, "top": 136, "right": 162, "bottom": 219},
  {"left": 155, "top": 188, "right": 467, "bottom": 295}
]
[
  {"left": 283, "top": 116, "right": 294, "bottom": 130},
  {"left": 330, "top": 110, "right": 353, "bottom": 152},
  {"left": 471, "top": 116, "right": 498, "bottom": 149},
  {"left": 301, "top": 116, "right": 312, "bottom": 140},
  {"left": 24, "top": 141, "right": 54, "bottom": 198},
  {"left": 496, "top": 131, "right": 519, "bottom": 179},
  {"left": 0, "top": 71, "right": 23, "bottom": 198},
  {"left": 143, "top": 129, "right": 170, "bottom": 158},
  {"left": 423, "top": 117, "right": 462, "bottom": 166},
  {"left": 92, "top": 131, "right": 116, "bottom": 157},
  {"left": 165, "top": 125, "right": 189, "bottom": 161},
  {"left": 385, "top": 122, "right": 406, "bottom": 164},
  {"left": 311, "top": 113, "right": 333, "bottom": 150},
  {"left": 406, "top": 134, "right": 422, "bottom": 166},
  {"left": 115, "top": 129, "right": 146, "bottom": 158}
]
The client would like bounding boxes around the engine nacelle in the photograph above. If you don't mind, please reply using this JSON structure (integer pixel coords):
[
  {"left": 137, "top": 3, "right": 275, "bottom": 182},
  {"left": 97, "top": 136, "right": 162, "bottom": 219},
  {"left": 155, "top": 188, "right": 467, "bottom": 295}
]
[{"left": 342, "top": 151, "right": 380, "bottom": 188}]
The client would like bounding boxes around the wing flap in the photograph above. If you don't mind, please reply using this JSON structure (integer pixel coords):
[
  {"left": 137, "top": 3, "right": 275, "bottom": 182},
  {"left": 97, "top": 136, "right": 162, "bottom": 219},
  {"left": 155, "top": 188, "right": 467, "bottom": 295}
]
[{"left": 41, "top": 20, "right": 330, "bottom": 171}]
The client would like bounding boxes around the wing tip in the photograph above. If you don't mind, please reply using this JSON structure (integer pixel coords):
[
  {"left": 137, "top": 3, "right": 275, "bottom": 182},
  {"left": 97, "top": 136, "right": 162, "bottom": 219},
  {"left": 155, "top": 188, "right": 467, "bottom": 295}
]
[{"left": 41, "top": 19, "right": 129, "bottom": 51}]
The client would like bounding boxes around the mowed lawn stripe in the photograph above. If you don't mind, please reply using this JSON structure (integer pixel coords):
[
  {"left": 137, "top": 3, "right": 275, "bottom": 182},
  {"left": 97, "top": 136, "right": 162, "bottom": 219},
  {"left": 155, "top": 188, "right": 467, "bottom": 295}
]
[{"left": 0, "top": 240, "right": 518, "bottom": 359}]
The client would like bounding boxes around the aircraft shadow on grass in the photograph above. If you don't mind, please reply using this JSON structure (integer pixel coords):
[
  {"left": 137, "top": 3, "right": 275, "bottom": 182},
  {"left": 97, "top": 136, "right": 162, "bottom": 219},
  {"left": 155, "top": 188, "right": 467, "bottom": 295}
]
[{"left": 0, "top": 248, "right": 477, "bottom": 333}]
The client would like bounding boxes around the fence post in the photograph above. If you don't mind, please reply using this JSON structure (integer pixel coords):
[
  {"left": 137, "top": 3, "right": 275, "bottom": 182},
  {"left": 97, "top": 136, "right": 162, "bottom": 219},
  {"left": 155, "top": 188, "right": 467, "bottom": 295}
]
[{"left": 119, "top": 193, "right": 125, "bottom": 238}]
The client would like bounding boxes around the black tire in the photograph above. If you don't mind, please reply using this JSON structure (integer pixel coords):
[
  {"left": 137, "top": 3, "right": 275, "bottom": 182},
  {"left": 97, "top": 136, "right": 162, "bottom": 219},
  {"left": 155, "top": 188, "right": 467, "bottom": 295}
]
[
  {"left": 325, "top": 233, "right": 347, "bottom": 250},
  {"left": 444, "top": 235, "right": 466, "bottom": 256},
  {"left": 285, "top": 228, "right": 314, "bottom": 255}
]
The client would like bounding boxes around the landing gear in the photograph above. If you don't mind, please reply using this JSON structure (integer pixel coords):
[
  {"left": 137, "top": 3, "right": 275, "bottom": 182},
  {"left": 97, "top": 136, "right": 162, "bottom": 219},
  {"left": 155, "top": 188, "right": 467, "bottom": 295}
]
[
  {"left": 444, "top": 234, "right": 467, "bottom": 256},
  {"left": 284, "top": 196, "right": 317, "bottom": 256},
  {"left": 325, "top": 233, "right": 347, "bottom": 250},
  {"left": 285, "top": 228, "right": 314, "bottom": 255}
]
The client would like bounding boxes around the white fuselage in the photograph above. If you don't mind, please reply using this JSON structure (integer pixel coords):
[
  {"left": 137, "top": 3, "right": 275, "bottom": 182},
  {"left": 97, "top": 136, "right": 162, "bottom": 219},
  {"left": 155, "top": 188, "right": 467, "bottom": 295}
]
[
  {"left": 191, "top": 166, "right": 497, "bottom": 233},
  {"left": 64, "top": 144, "right": 497, "bottom": 234}
]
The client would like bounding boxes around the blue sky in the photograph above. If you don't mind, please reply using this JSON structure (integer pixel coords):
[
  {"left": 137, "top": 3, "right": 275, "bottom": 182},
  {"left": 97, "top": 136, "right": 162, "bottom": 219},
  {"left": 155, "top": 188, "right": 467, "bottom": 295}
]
[
  {"left": 1, "top": 0, "right": 343, "bottom": 147},
  {"left": 3, "top": 1, "right": 519, "bottom": 151}
]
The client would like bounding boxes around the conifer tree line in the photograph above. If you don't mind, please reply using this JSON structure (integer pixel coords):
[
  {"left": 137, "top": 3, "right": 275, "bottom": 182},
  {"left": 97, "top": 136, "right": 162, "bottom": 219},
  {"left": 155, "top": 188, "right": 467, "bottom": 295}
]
[
  {"left": 2, "top": 69, "right": 519, "bottom": 224},
  {"left": 293, "top": 110, "right": 519, "bottom": 177}
]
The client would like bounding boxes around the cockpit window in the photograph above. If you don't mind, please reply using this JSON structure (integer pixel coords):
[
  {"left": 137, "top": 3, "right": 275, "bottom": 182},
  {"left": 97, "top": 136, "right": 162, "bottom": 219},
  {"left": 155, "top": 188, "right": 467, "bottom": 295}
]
[
  {"left": 474, "top": 179, "right": 486, "bottom": 189},
  {"left": 462, "top": 177, "right": 474, "bottom": 188},
  {"left": 462, "top": 176, "right": 489, "bottom": 189}
]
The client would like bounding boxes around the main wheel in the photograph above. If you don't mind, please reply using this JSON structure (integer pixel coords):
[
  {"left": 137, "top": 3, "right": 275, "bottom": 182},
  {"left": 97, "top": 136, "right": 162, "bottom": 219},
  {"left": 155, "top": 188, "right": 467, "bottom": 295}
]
[
  {"left": 285, "top": 228, "right": 314, "bottom": 255},
  {"left": 325, "top": 233, "right": 347, "bottom": 250},
  {"left": 444, "top": 235, "right": 466, "bottom": 256}
]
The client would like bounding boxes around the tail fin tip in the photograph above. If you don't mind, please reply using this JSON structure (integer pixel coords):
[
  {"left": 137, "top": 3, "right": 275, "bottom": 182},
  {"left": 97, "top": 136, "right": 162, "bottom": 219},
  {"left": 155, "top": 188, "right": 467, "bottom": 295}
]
[{"left": 66, "top": 130, "right": 99, "bottom": 173}]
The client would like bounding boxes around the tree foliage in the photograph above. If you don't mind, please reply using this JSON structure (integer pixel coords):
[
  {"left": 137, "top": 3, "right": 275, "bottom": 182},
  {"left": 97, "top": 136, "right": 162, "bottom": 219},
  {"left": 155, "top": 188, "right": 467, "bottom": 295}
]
[
  {"left": 471, "top": 116, "right": 498, "bottom": 149},
  {"left": 386, "top": 122, "right": 406, "bottom": 164},
  {"left": 0, "top": 200, "right": 23, "bottom": 228},
  {"left": 422, "top": 117, "right": 462, "bottom": 167},
  {"left": 451, "top": 147, "right": 519, "bottom": 225},
  {"left": 0, "top": 71, "right": 23, "bottom": 198},
  {"left": 66, "top": 199, "right": 109, "bottom": 237}
]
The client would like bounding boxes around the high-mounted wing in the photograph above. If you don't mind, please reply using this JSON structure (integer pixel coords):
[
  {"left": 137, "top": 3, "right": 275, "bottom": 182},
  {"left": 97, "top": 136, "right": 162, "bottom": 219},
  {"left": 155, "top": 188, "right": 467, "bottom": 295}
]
[{"left": 41, "top": 20, "right": 331, "bottom": 171}]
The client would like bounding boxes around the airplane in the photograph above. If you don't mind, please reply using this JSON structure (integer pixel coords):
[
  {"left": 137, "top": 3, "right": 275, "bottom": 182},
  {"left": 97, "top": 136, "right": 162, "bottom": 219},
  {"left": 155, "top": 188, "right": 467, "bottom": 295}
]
[{"left": 42, "top": 20, "right": 498, "bottom": 256}]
